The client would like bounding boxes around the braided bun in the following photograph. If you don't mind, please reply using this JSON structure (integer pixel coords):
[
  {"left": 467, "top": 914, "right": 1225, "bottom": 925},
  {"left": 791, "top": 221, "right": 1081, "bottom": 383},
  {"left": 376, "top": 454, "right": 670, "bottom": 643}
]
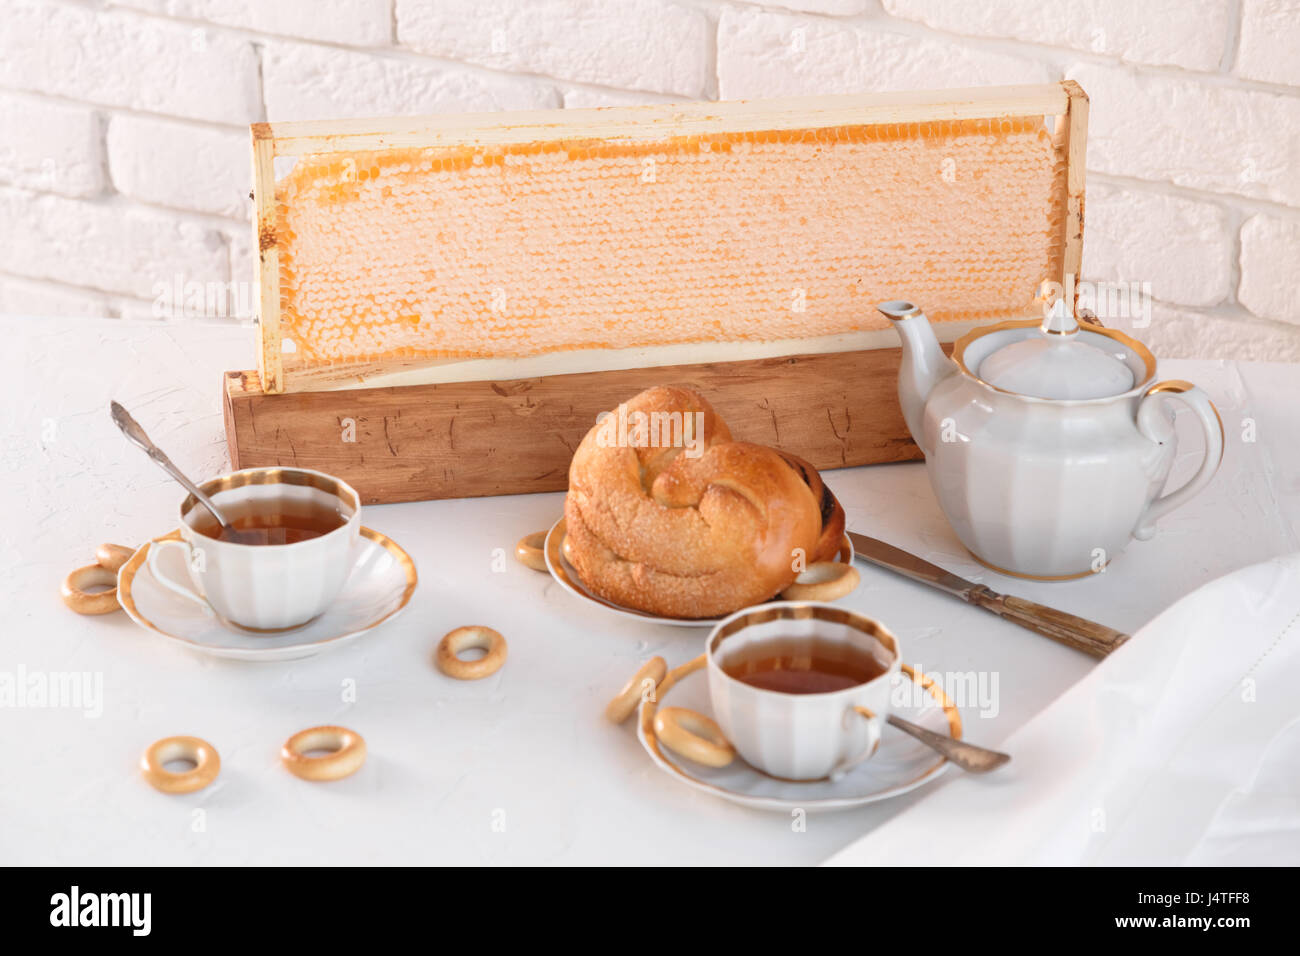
[{"left": 563, "top": 386, "right": 846, "bottom": 618}]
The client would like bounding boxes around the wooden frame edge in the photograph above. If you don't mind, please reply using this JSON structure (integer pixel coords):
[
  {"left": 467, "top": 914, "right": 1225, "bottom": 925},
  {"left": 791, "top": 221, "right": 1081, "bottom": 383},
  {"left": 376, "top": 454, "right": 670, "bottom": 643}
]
[
  {"left": 252, "top": 124, "right": 283, "bottom": 393},
  {"left": 221, "top": 371, "right": 243, "bottom": 471},
  {"left": 1060, "top": 80, "right": 1089, "bottom": 314},
  {"left": 263, "top": 83, "right": 1071, "bottom": 156}
]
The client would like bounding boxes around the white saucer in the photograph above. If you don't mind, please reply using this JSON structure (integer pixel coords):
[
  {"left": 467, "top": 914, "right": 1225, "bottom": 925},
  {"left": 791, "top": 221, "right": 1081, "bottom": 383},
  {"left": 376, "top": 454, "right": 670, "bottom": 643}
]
[
  {"left": 637, "top": 656, "right": 959, "bottom": 811},
  {"left": 544, "top": 518, "right": 855, "bottom": 628},
  {"left": 117, "top": 528, "right": 418, "bottom": 662}
]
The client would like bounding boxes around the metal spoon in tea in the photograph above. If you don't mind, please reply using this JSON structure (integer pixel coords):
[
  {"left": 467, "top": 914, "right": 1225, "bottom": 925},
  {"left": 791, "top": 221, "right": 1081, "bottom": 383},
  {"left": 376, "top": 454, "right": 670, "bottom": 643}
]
[{"left": 109, "top": 401, "right": 256, "bottom": 544}]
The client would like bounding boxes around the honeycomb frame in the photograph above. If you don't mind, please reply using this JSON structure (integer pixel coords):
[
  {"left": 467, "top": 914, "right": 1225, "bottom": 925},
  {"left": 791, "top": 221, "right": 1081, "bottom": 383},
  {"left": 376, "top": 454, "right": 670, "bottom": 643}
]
[{"left": 249, "top": 82, "right": 1088, "bottom": 394}]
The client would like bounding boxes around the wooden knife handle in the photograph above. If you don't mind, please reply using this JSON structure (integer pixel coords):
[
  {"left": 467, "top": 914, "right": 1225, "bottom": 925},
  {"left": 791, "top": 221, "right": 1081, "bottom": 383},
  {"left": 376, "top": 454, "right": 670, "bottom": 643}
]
[{"left": 969, "top": 589, "right": 1130, "bottom": 658}]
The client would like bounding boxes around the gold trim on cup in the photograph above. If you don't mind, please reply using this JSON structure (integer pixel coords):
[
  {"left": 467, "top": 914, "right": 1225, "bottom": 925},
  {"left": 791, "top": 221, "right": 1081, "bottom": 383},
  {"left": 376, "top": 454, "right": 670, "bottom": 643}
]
[
  {"left": 709, "top": 602, "right": 899, "bottom": 661},
  {"left": 180, "top": 467, "right": 361, "bottom": 525}
]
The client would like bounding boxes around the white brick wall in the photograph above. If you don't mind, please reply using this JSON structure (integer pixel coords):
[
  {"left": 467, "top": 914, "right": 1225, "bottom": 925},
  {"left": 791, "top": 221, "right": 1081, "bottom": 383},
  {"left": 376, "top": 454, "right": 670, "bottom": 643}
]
[
  {"left": 883, "top": 0, "right": 1232, "bottom": 71},
  {"left": 1237, "top": 0, "right": 1300, "bottom": 86},
  {"left": 0, "top": 187, "right": 229, "bottom": 299},
  {"left": 111, "top": 0, "right": 395, "bottom": 48},
  {"left": 396, "top": 0, "right": 713, "bottom": 97},
  {"left": 261, "top": 39, "right": 559, "bottom": 121},
  {"left": 1, "top": 1, "right": 262, "bottom": 124},
  {"left": 1068, "top": 62, "right": 1300, "bottom": 207},
  {"left": 106, "top": 115, "right": 250, "bottom": 218},
  {"left": 716, "top": 7, "right": 1054, "bottom": 97},
  {"left": 0, "top": 92, "right": 104, "bottom": 198},
  {"left": 0, "top": 0, "right": 1296, "bottom": 361},
  {"left": 1239, "top": 215, "right": 1300, "bottom": 324},
  {"left": 1083, "top": 185, "right": 1232, "bottom": 308}
]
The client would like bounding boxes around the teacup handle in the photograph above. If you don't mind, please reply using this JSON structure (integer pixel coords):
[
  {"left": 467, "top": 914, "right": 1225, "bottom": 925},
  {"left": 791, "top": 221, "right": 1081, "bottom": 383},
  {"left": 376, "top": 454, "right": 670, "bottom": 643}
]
[
  {"left": 146, "top": 539, "right": 213, "bottom": 613},
  {"left": 828, "top": 705, "right": 884, "bottom": 780},
  {"left": 1134, "top": 381, "right": 1225, "bottom": 540}
]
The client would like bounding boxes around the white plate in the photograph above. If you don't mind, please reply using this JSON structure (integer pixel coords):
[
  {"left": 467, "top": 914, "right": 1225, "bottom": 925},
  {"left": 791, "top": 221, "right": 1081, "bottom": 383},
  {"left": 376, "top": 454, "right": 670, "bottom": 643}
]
[
  {"left": 544, "top": 517, "right": 855, "bottom": 628},
  {"left": 116, "top": 527, "right": 417, "bottom": 662},
  {"left": 637, "top": 655, "right": 959, "bottom": 811}
]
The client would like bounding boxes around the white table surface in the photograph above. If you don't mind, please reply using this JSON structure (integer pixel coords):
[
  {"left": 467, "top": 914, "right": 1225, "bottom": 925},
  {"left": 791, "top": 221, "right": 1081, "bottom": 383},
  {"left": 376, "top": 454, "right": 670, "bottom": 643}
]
[{"left": 2, "top": 315, "right": 1297, "bottom": 865}]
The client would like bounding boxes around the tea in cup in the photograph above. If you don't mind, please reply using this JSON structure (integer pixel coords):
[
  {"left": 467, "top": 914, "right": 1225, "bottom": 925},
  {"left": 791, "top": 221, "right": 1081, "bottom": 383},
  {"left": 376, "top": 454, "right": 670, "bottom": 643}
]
[
  {"left": 147, "top": 467, "right": 361, "bottom": 631},
  {"left": 706, "top": 602, "right": 901, "bottom": 780}
]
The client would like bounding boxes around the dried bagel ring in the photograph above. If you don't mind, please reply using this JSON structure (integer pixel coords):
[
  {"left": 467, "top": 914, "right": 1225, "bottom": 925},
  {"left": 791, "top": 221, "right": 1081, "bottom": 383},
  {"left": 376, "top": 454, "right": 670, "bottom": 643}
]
[
  {"left": 781, "top": 561, "right": 860, "bottom": 602},
  {"left": 141, "top": 736, "right": 221, "bottom": 794},
  {"left": 653, "top": 707, "right": 736, "bottom": 768},
  {"left": 436, "top": 626, "right": 507, "bottom": 680},
  {"left": 604, "top": 656, "right": 667, "bottom": 723},
  {"left": 281, "top": 725, "right": 367, "bottom": 782},
  {"left": 95, "top": 543, "right": 135, "bottom": 572},
  {"left": 514, "top": 531, "right": 548, "bottom": 572},
  {"left": 61, "top": 563, "right": 122, "bottom": 615},
  {"left": 62, "top": 543, "right": 137, "bottom": 615}
]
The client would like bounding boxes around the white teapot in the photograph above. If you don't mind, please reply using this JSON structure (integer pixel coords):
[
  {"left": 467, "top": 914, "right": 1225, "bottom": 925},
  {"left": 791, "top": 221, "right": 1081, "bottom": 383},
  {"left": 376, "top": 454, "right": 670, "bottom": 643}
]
[{"left": 879, "top": 299, "right": 1224, "bottom": 579}]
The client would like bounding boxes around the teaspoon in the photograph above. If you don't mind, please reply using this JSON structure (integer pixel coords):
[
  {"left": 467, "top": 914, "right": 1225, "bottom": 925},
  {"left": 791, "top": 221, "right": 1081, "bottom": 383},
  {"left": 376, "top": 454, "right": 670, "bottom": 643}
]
[
  {"left": 880, "top": 709, "right": 1011, "bottom": 773},
  {"left": 109, "top": 400, "right": 239, "bottom": 539}
]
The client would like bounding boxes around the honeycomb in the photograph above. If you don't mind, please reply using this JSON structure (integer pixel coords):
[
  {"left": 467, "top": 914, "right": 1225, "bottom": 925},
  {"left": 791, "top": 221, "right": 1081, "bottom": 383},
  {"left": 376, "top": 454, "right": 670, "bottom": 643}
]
[{"left": 271, "top": 117, "right": 1067, "bottom": 368}]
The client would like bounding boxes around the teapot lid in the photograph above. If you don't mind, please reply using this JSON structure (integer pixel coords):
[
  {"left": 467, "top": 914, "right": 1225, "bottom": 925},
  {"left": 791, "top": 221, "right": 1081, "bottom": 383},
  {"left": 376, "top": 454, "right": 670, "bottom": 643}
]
[{"left": 976, "top": 300, "right": 1135, "bottom": 399}]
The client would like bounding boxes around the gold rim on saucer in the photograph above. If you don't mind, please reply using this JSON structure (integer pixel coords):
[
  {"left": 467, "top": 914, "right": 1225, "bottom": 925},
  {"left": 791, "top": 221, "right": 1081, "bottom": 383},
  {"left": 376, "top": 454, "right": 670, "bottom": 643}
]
[
  {"left": 543, "top": 517, "right": 855, "bottom": 626},
  {"left": 116, "top": 527, "right": 418, "bottom": 651},
  {"left": 639, "top": 654, "right": 961, "bottom": 802}
]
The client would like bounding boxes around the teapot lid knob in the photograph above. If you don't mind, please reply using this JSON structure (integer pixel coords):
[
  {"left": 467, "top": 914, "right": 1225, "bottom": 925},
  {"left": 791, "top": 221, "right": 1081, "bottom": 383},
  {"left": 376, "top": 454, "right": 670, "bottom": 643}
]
[
  {"left": 1040, "top": 297, "right": 1079, "bottom": 337},
  {"left": 977, "top": 296, "right": 1136, "bottom": 399}
]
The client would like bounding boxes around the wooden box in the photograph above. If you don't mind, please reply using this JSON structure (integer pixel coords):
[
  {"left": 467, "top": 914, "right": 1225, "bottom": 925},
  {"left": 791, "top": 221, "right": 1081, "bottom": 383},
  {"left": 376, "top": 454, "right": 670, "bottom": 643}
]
[{"left": 224, "top": 82, "right": 1088, "bottom": 503}]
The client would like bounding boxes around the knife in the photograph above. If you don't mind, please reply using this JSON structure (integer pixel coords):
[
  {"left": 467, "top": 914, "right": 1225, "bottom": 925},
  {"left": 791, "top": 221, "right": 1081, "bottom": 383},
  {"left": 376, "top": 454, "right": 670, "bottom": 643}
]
[{"left": 848, "top": 531, "right": 1130, "bottom": 658}]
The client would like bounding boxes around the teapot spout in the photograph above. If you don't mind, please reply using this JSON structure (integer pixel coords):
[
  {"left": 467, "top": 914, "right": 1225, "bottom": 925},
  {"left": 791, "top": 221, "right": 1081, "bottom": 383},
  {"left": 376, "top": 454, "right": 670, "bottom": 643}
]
[{"left": 877, "top": 301, "right": 958, "bottom": 453}]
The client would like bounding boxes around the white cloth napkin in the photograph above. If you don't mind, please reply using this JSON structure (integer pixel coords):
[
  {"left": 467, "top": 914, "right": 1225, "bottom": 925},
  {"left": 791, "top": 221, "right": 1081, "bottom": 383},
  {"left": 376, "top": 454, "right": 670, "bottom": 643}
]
[{"left": 825, "top": 553, "right": 1300, "bottom": 866}]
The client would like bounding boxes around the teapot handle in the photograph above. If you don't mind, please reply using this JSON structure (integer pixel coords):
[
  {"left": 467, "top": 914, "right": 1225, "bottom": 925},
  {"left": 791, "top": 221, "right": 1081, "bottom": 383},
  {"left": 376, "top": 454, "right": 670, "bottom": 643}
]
[{"left": 1134, "top": 380, "right": 1224, "bottom": 540}]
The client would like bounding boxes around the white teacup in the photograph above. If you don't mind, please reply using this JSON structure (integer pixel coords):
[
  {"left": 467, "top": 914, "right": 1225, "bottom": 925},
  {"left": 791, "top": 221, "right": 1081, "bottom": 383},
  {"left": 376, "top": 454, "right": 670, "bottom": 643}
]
[
  {"left": 147, "top": 467, "right": 362, "bottom": 631},
  {"left": 706, "top": 601, "right": 901, "bottom": 781}
]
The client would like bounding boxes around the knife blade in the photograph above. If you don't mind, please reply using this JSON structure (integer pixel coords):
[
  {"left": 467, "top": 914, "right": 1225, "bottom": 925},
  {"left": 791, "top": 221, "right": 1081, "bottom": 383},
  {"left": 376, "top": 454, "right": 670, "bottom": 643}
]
[{"left": 847, "top": 531, "right": 1130, "bottom": 658}]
